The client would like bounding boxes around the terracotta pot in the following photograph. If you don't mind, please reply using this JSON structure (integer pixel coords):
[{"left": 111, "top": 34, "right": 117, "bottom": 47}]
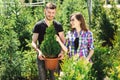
[{"left": 44, "top": 58, "right": 59, "bottom": 70}]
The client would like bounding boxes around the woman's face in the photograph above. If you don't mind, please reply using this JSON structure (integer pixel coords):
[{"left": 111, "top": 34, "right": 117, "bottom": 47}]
[{"left": 70, "top": 15, "right": 81, "bottom": 29}]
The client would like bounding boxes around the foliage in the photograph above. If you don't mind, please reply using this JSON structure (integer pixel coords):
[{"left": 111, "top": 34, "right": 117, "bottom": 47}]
[
  {"left": 40, "top": 23, "right": 61, "bottom": 58},
  {"left": 21, "top": 49, "right": 38, "bottom": 80},
  {"left": 0, "top": 1, "right": 21, "bottom": 79},
  {"left": 92, "top": 43, "right": 111, "bottom": 80},
  {"left": 92, "top": 0, "right": 119, "bottom": 47},
  {"left": 99, "top": 12, "right": 116, "bottom": 47},
  {"left": 91, "top": 1, "right": 120, "bottom": 79},
  {"left": 0, "top": 0, "right": 37, "bottom": 79},
  {"left": 104, "top": 43, "right": 120, "bottom": 80},
  {"left": 57, "top": 55, "right": 93, "bottom": 80},
  {"left": 91, "top": 39, "right": 120, "bottom": 80}
]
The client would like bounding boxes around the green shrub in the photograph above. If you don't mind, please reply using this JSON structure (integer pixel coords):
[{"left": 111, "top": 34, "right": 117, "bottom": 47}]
[
  {"left": 58, "top": 55, "right": 93, "bottom": 80},
  {"left": 40, "top": 23, "right": 61, "bottom": 58}
]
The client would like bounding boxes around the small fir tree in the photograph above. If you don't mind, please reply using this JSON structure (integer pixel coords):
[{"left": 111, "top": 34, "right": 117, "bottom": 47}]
[{"left": 40, "top": 23, "right": 61, "bottom": 58}]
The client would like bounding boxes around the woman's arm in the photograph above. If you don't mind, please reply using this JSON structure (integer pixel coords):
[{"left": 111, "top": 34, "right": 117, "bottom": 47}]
[
  {"left": 86, "top": 49, "right": 94, "bottom": 61},
  {"left": 86, "top": 31, "right": 94, "bottom": 61},
  {"left": 55, "top": 35, "right": 68, "bottom": 53}
]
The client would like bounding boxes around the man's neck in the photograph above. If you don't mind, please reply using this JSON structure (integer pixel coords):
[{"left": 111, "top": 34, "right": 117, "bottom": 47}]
[{"left": 44, "top": 18, "right": 53, "bottom": 27}]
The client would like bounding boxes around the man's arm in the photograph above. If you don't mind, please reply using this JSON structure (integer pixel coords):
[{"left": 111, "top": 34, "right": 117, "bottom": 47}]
[
  {"left": 32, "top": 33, "right": 45, "bottom": 60},
  {"left": 58, "top": 31, "right": 66, "bottom": 60},
  {"left": 58, "top": 31, "right": 65, "bottom": 43}
]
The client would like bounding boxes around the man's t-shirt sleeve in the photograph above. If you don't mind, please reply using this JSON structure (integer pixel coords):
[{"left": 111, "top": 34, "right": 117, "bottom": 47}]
[
  {"left": 58, "top": 24, "right": 63, "bottom": 32},
  {"left": 54, "top": 22, "right": 63, "bottom": 33},
  {"left": 32, "top": 24, "right": 40, "bottom": 33}
]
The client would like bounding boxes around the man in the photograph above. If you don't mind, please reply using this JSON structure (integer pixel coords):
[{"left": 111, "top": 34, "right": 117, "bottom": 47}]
[{"left": 31, "top": 2, "right": 65, "bottom": 80}]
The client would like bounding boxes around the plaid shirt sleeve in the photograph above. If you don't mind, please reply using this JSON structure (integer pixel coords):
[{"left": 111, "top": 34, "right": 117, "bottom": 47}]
[
  {"left": 87, "top": 31, "right": 94, "bottom": 50},
  {"left": 65, "top": 31, "right": 70, "bottom": 49}
]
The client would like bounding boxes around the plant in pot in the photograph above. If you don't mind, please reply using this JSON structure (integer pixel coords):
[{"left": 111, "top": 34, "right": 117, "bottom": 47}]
[{"left": 40, "top": 23, "right": 61, "bottom": 70}]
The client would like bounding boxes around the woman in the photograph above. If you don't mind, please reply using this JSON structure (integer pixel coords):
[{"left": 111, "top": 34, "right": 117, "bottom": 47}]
[{"left": 56, "top": 12, "right": 94, "bottom": 61}]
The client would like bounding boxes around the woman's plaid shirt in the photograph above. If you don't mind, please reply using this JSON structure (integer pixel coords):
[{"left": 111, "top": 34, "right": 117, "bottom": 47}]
[{"left": 65, "top": 30, "right": 94, "bottom": 58}]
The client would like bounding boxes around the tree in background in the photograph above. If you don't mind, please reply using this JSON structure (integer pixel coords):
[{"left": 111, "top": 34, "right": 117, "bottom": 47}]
[
  {"left": 91, "top": 0, "right": 120, "bottom": 80},
  {"left": 92, "top": 0, "right": 119, "bottom": 48}
]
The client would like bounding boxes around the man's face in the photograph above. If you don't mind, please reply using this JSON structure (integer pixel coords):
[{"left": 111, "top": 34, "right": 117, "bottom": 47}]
[{"left": 44, "top": 8, "right": 56, "bottom": 21}]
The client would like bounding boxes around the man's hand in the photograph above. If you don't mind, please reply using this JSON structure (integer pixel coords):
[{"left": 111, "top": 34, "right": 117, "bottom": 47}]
[
  {"left": 37, "top": 49, "right": 45, "bottom": 60},
  {"left": 58, "top": 52, "right": 64, "bottom": 60},
  {"left": 38, "top": 53, "right": 45, "bottom": 60}
]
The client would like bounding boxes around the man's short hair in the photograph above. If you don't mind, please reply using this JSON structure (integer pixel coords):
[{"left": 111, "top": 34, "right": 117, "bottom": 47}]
[{"left": 45, "top": 2, "right": 56, "bottom": 9}]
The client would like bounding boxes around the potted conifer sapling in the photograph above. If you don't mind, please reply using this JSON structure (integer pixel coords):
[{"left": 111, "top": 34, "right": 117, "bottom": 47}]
[{"left": 40, "top": 23, "right": 61, "bottom": 70}]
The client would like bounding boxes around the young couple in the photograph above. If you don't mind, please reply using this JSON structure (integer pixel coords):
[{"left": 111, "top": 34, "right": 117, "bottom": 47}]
[{"left": 32, "top": 2, "right": 94, "bottom": 80}]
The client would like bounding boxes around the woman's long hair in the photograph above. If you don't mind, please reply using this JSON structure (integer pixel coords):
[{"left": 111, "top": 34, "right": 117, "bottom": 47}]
[{"left": 70, "top": 12, "right": 88, "bottom": 32}]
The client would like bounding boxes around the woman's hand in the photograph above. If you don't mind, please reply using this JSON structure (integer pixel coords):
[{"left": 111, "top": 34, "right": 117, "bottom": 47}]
[
  {"left": 55, "top": 35, "right": 61, "bottom": 42},
  {"left": 55, "top": 35, "right": 68, "bottom": 53}
]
